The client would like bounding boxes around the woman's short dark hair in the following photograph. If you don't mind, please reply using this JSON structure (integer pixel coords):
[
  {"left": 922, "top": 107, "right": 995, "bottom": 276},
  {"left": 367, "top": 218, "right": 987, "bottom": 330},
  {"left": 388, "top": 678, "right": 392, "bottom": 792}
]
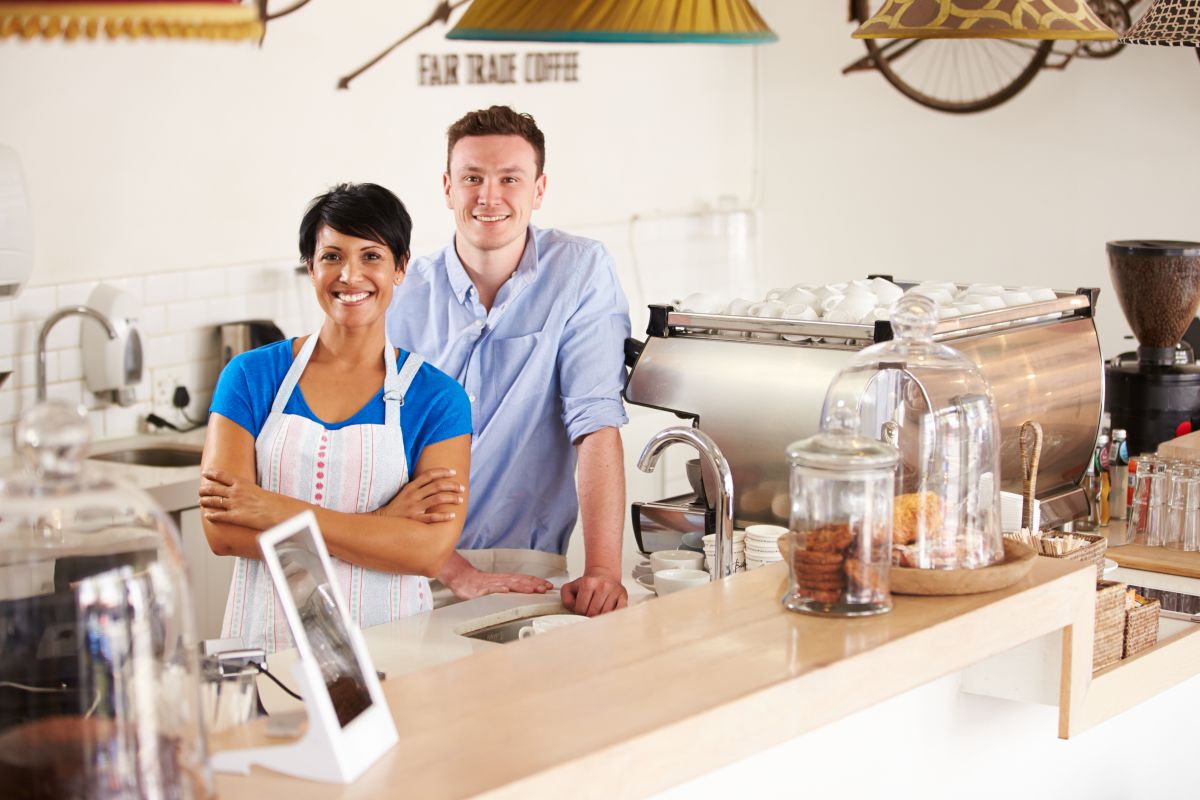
[{"left": 298, "top": 183, "right": 412, "bottom": 268}]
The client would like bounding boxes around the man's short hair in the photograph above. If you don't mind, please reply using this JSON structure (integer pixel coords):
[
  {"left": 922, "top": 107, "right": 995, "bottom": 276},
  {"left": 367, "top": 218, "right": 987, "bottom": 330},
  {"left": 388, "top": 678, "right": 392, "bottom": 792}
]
[{"left": 446, "top": 105, "right": 546, "bottom": 176}]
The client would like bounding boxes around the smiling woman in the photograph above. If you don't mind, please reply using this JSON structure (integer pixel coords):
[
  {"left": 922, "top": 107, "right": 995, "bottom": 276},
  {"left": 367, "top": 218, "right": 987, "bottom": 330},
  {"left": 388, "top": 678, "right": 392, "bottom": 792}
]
[{"left": 199, "top": 183, "right": 474, "bottom": 654}]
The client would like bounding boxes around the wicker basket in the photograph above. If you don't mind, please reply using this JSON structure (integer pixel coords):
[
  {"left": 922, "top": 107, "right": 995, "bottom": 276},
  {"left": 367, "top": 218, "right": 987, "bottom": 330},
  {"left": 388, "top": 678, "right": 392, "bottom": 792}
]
[
  {"left": 1093, "top": 580, "right": 1126, "bottom": 672},
  {"left": 1124, "top": 597, "right": 1161, "bottom": 659},
  {"left": 1038, "top": 531, "right": 1107, "bottom": 581}
]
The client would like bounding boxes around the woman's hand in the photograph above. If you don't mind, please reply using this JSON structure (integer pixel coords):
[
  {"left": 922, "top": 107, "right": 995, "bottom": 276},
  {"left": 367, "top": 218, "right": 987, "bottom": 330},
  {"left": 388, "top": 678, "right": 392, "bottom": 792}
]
[
  {"left": 377, "top": 468, "right": 465, "bottom": 523},
  {"left": 199, "top": 468, "right": 302, "bottom": 530}
]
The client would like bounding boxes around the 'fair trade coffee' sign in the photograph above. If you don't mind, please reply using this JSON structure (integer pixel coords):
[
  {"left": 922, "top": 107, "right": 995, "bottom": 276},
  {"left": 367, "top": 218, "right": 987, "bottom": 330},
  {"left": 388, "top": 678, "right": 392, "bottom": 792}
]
[{"left": 419, "top": 52, "right": 580, "bottom": 86}]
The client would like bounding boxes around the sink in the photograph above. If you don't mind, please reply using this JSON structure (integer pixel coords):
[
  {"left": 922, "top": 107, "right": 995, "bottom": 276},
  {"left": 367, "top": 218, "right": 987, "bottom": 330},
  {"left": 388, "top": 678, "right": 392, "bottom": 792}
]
[
  {"left": 88, "top": 446, "right": 203, "bottom": 468},
  {"left": 460, "top": 617, "right": 542, "bottom": 644},
  {"left": 457, "top": 605, "right": 570, "bottom": 644}
]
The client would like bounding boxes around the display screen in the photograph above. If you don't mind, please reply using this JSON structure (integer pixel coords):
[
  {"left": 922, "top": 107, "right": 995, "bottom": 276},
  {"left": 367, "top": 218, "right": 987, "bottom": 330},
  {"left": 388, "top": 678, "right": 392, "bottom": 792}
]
[{"left": 274, "top": 527, "right": 372, "bottom": 728}]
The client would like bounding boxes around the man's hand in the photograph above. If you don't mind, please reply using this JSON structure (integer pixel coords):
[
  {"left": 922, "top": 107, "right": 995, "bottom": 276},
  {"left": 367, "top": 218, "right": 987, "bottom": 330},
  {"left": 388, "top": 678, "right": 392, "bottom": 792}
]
[
  {"left": 199, "top": 468, "right": 300, "bottom": 529},
  {"left": 437, "top": 552, "right": 553, "bottom": 600},
  {"left": 561, "top": 568, "right": 627, "bottom": 617},
  {"left": 378, "top": 468, "right": 464, "bottom": 523}
]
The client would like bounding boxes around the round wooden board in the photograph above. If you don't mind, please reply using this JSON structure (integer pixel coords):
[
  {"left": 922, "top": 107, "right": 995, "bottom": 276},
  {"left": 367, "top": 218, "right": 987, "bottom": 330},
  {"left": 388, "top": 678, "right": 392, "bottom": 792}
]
[{"left": 890, "top": 539, "right": 1036, "bottom": 596}]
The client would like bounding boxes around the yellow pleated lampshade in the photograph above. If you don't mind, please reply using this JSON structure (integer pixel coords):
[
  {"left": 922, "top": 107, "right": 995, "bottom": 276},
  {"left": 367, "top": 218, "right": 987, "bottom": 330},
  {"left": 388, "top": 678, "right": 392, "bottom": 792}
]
[
  {"left": 446, "top": 0, "right": 777, "bottom": 44},
  {"left": 853, "top": 0, "right": 1118, "bottom": 41},
  {"left": 0, "top": 1, "right": 262, "bottom": 41}
]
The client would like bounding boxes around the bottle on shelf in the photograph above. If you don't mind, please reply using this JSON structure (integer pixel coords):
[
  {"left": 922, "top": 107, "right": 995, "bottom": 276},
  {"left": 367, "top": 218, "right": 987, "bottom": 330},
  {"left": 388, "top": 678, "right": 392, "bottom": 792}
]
[
  {"left": 1110, "top": 429, "right": 1129, "bottom": 521},
  {"left": 1097, "top": 434, "right": 1111, "bottom": 527}
]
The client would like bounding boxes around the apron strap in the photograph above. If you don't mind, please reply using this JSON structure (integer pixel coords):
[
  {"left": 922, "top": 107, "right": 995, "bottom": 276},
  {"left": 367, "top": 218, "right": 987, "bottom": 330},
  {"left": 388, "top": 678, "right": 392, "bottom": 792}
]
[
  {"left": 384, "top": 344, "right": 424, "bottom": 429},
  {"left": 269, "top": 334, "right": 320, "bottom": 415}
]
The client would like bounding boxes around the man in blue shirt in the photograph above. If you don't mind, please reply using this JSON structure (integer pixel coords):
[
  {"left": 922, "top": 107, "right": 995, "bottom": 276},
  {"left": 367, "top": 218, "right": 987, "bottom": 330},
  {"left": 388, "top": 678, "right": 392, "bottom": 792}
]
[{"left": 386, "top": 106, "right": 631, "bottom": 616}]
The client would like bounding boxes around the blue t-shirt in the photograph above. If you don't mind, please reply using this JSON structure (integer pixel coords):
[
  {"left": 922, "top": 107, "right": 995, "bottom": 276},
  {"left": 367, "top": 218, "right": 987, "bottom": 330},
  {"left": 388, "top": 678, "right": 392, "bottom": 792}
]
[{"left": 209, "top": 339, "right": 471, "bottom": 468}]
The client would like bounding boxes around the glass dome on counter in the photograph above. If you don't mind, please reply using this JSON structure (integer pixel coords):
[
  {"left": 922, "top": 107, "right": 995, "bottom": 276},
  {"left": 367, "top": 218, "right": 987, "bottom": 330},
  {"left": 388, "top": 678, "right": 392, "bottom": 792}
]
[
  {"left": 820, "top": 291, "right": 1004, "bottom": 571},
  {"left": 0, "top": 401, "right": 212, "bottom": 799}
]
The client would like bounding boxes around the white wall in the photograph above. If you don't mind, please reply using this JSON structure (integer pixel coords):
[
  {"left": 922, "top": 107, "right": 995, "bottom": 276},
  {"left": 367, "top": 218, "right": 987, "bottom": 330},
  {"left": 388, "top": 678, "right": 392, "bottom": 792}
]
[
  {"left": 0, "top": 0, "right": 755, "bottom": 286},
  {"left": 754, "top": 1, "right": 1200, "bottom": 359}
]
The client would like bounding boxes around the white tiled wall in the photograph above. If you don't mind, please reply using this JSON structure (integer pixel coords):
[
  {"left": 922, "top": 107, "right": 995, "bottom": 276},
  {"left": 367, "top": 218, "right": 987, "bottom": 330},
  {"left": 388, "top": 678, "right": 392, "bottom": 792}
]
[
  {"left": 0, "top": 212, "right": 753, "bottom": 460},
  {"left": 0, "top": 260, "right": 310, "bottom": 458}
]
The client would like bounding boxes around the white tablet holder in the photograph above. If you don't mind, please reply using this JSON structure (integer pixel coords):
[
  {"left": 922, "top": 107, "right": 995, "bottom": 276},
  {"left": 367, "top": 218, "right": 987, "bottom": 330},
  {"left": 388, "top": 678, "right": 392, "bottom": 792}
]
[{"left": 210, "top": 511, "right": 398, "bottom": 783}]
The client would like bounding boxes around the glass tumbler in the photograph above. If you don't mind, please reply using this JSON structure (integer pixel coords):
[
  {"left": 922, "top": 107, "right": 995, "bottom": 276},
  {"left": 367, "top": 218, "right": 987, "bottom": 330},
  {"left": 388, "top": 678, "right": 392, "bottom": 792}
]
[
  {"left": 1146, "top": 459, "right": 1172, "bottom": 547},
  {"left": 784, "top": 410, "right": 899, "bottom": 617},
  {"left": 1128, "top": 455, "right": 1159, "bottom": 545},
  {"left": 1166, "top": 466, "right": 1191, "bottom": 549}
]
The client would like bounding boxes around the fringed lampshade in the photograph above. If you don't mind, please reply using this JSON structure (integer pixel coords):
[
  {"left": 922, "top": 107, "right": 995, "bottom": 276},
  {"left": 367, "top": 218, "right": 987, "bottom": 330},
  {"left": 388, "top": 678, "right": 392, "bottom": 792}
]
[
  {"left": 853, "top": 0, "right": 1118, "bottom": 40},
  {"left": 0, "top": 1, "right": 262, "bottom": 41},
  {"left": 446, "top": 0, "right": 777, "bottom": 44},
  {"left": 1122, "top": 0, "right": 1200, "bottom": 45}
]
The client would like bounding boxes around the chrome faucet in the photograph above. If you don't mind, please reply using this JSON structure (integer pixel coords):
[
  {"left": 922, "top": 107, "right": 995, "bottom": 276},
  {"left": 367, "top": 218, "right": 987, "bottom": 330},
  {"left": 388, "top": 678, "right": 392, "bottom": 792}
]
[
  {"left": 638, "top": 426, "right": 736, "bottom": 580},
  {"left": 37, "top": 306, "right": 118, "bottom": 402}
]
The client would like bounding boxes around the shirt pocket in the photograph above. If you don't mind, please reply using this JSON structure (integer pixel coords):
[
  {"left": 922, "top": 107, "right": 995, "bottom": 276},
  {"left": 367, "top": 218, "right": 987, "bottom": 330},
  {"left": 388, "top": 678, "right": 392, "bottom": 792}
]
[{"left": 486, "top": 332, "right": 548, "bottom": 405}]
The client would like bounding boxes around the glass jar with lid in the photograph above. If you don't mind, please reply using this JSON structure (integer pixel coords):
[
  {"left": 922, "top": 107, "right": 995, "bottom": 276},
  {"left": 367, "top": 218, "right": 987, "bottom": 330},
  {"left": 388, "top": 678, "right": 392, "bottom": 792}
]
[
  {"left": 783, "top": 404, "right": 899, "bottom": 616},
  {"left": 820, "top": 291, "right": 1004, "bottom": 571},
  {"left": 0, "top": 401, "right": 212, "bottom": 798}
]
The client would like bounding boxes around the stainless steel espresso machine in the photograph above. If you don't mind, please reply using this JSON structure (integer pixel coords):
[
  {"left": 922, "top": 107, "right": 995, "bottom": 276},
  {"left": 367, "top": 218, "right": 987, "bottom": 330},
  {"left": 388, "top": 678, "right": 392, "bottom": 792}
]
[{"left": 624, "top": 283, "right": 1104, "bottom": 554}]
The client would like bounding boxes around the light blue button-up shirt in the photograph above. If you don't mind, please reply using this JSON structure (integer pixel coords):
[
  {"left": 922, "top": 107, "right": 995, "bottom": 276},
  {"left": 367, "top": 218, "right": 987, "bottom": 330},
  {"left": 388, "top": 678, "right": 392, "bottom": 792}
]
[{"left": 386, "top": 225, "right": 631, "bottom": 554}]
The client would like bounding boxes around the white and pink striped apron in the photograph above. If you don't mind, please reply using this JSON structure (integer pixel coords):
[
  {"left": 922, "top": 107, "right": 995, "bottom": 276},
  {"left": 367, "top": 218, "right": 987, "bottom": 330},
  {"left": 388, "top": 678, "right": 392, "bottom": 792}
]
[{"left": 221, "top": 334, "right": 432, "bottom": 654}]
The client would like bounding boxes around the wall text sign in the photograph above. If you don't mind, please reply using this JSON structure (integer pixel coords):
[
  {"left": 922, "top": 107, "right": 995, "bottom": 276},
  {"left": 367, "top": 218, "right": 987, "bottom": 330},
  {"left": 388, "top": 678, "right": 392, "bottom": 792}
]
[{"left": 418, "top": 52, "right": 580, "bottom": 87}]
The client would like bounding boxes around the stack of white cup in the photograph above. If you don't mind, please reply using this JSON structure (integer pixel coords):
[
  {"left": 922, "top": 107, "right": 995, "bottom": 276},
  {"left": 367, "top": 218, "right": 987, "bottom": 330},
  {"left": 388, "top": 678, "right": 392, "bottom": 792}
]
[
  {"left": 675, "top": 280, "right": 1058, "bottom": 337},
  {"left": 703, "top": 531, "right": 746, "bottom": 575},
  {"left": 744, "top": 524, "right": 787, "bottom": 570}
]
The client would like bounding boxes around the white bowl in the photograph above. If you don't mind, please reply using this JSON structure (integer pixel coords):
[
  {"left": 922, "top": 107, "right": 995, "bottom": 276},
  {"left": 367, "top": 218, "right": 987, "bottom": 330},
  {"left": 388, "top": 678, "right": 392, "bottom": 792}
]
[
  {"left": 745, "top": 524, "right": 787, "bottom": 541},
  {"left": 650, "top": 549, "right": 705, "bottom": 573},
  {"left": 654, "top": 568, "right": 711, "bottom": 595}
]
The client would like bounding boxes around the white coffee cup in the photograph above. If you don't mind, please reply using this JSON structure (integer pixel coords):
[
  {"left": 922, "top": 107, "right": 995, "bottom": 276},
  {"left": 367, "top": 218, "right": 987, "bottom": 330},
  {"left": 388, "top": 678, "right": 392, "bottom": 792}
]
[
  {"left": 961, "top": 283, "right": 1004, "bottom": 297},
  {"left": 777, "top": 287, "right": 818, "bottom": 307},
  {"left": 650, "top": 549, "right": 705, "bottom": 573},
  {"left": 749, "top": 300, "right": 788, "bottom": 340},
  {"left": 960, "top": 292, "right": 1005, "bottom": 310},
  {"left": 781, "top": 303, "right": 818, "bottom": 341},
  {"left": 517, "top": 614, "right": 587, "bottom": 639},
  {"left": 812, "top": 284, "right": 843, "bottom": 303},
  {"left": 725, "top": 297, "right": 755, "bottom": 317},
  {"left": 868, "top": 277, "right": 904, "bottom": 304},
  {"left": 764, "top": 287, "right": 790, "bottom": 302},
  {"left": 653, "top": 568, "right": 711, "bottom": 596},
  {"left": 998, "top": 289, "right": 1032, "bottom": 307},
  {"left": 1021, "top": 286, "right": 1057, "bottom": 302},
  {"left": 862, "top": 305, "right": 891, "bottom": 323},
  {"left": 824, "top": 292, "right": 877, "bottom": 322},
  {"left": 679, "top": 291, "right": 722, "bottom": 314},
  {"left": 912, "top": 287, "right": 954, "bottom": 306},
  {"left": 938, "top": 306, "right": 962, "bottom": 319},
  {"left": 954, "top": 302, "right": 985, "bottom": 316}
]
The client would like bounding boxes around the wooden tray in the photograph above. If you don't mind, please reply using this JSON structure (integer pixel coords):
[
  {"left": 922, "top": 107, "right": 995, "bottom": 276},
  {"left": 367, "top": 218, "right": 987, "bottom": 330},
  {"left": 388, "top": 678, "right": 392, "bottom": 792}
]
[{"left": 891, "top": 539, "right": 1036, "bottom": 596}]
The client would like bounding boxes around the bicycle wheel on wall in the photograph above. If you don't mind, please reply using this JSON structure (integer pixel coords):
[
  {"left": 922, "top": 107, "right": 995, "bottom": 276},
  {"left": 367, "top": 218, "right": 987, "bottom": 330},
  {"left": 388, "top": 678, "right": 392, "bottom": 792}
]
[
  {"left": 852, "top": 0, "right": 1053, "bottom": 114},
  {"left": 864, "top": 37, "right": 1053, "bottom": 113}
]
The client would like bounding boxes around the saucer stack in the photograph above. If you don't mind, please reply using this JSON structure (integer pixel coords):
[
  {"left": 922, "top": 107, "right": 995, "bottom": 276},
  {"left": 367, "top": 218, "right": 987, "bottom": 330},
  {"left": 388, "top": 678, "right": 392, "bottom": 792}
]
[
  {"left": 703, "top": 531, "right": 746, "bottom": 575},
  {"left": 745, "top": 524, "right": 787, "bottom": 570}
]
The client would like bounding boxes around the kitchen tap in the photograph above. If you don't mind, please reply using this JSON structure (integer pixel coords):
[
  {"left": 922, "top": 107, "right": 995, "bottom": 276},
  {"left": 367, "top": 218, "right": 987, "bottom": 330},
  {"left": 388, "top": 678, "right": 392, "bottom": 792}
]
[
  {"left": 37, "top": 306, "right": 119, "bottom": 402},
  {"left": 638, "top": 426, "right": 736, "bottom": 580}
]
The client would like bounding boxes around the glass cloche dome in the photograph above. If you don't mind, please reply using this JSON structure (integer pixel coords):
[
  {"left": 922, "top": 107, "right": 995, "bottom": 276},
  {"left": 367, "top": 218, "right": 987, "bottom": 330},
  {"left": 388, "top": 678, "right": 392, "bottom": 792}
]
[
  {"left": 0, "top": 401, "right": 212, "bottom": 798},
  {"left": 820, "top": 291, "right": 1003, "bottom": 570}
]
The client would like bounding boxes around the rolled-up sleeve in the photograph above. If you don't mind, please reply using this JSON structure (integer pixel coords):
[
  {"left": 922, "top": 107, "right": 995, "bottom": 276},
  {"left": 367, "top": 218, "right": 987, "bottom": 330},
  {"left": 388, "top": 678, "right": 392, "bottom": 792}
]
[{"left": 558, "top": 245, "right": 631, "bottom": 443}]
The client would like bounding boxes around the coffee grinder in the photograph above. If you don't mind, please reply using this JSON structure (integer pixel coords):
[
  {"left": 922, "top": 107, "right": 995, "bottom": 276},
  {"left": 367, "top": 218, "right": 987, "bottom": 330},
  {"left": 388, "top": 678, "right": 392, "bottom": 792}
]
[{"left": 1105, "top": 240, "right": 1200, "bottom": 454}]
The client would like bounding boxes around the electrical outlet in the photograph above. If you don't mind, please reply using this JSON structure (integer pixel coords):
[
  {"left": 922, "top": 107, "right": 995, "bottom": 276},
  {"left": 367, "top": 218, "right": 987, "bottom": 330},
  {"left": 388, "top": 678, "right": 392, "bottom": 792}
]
[{"left": 153, "top": 377, "right": 175, "bottom": 411}]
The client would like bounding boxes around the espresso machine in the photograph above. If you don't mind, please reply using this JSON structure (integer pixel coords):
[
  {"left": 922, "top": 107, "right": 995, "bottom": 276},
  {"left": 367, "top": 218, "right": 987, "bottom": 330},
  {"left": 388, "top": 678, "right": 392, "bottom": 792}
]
[
  {"left": 624, "top": 281, "right": 1105, "bottom": 553},
  {"left": 1105, "top": 241, "right": 1200, "bottom": 455}
]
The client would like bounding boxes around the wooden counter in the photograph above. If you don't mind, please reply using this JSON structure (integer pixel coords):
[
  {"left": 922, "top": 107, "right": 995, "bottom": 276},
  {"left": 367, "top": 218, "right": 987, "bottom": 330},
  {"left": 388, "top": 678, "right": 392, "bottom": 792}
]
[{"left": 211, "top": 557, "right": 1094, "bottom": 799}]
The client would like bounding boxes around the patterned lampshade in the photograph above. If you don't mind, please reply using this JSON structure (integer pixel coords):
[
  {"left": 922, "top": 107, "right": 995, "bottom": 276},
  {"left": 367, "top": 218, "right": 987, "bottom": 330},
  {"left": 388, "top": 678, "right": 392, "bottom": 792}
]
[
  {"left": 853, "top": 0, "right": 1118, "bottom": 41},
  {"left": 1122, "top": 0, "right": 1200, "bottom": 46},
  {"left": 0, "top": 1, "right": 262, "bottom": 41},
  {"left": 446, "top": 0, "right": 777, "bottom": 44}
]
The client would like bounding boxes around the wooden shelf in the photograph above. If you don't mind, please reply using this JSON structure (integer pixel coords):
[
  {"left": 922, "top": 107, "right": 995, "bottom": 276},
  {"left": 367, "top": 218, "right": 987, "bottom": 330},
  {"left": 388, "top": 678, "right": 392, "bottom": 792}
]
[{"left": 1067, "top": 623, "right": 1200, "bottom": 734}]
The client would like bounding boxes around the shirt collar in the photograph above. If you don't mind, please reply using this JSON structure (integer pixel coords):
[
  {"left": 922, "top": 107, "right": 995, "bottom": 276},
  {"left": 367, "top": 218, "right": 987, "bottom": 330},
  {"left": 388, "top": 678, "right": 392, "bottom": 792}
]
[{"left": 446, "top": 226, "right": 541, "bottom": 304}]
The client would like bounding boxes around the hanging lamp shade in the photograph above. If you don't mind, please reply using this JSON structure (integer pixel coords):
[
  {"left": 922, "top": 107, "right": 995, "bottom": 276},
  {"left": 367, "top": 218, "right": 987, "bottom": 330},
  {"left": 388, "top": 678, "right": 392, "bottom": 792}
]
[
  {"left": 853, "top": 0, "right": 1118, "bottom": 41},
  {"left": 446, "top": 0, "right": 778, "bottom": 44},
  {"left": 1121, "top": 0, "right": 1200, "bottom": 45},
  {"left": 0, "top": 1, "right": 262, "bottom": 41}
]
